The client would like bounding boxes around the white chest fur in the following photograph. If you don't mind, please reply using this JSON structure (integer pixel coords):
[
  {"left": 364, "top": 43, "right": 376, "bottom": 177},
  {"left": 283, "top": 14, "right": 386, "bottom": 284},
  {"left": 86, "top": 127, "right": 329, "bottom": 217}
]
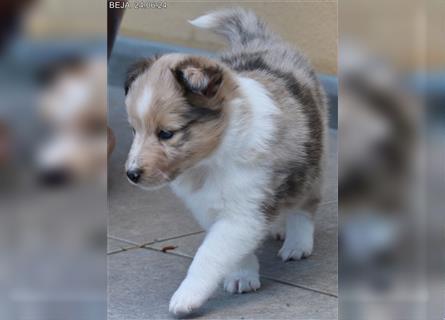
[
  {"left": 171, "top": 76, "right": 279, "bottom": 230},
  {"left": 171, "top": 161, "right": 268, "bottom": 230}
]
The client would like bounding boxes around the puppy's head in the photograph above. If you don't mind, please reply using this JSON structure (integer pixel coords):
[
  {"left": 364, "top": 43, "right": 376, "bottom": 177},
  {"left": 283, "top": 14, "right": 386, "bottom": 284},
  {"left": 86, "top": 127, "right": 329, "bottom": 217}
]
[{"left": 124, "top": 54, "right": 237, "bottom": 189}]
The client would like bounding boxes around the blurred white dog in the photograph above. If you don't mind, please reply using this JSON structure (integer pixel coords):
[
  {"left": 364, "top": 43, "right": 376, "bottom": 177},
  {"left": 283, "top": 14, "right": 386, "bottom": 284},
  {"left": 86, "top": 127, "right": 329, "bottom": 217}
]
[{"left": 37, "top": 56, "right": 108, "bottom": 186}]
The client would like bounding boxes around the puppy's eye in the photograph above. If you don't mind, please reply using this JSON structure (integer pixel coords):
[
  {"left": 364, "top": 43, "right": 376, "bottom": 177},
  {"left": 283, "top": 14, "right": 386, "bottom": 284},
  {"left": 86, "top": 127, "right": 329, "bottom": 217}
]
[
  {"left": 158, "top": 130, "right": 174, "bottom": 140},
  {"left": 131, "top": 127, "right": 136, "bottom": 135}
]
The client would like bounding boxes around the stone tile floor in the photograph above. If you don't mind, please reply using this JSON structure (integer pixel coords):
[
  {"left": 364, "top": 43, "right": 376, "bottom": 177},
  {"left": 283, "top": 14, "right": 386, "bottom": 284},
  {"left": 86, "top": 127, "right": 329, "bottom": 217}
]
[{"left": 108, "top": 85, "right": 338, "bottom": 319}]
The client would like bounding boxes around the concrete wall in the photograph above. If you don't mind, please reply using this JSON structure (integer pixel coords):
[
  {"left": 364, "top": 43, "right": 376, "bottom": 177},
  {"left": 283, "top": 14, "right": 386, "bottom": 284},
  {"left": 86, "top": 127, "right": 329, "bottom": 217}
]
[{"left": 120, "top": 2, "right": 338, "bottom": 75}]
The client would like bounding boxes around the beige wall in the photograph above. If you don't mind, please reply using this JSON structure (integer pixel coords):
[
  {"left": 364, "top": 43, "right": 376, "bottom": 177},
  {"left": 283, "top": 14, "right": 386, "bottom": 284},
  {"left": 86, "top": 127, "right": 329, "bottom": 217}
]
[
  {"left": 120, "top": 1, "right": 338, "bottom": 75},
  {"left": 340, "top": 0, "right": 445, "bottom": 72},
  {"left": 26, "top": 0, "right": 106, "bottom": 37}
]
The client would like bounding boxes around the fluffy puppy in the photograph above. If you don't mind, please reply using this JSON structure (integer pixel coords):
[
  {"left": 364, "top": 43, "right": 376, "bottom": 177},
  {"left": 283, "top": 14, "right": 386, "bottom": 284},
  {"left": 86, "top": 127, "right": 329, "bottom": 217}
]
[
  {"left": 124, "top": 8, "right": 328, "bottom": 315},
  {"left": 339, "top": 43, "right": 418, "bottom": 263},
  {"left": 37, "top": 57, "right": 108, "bottom": 185}
]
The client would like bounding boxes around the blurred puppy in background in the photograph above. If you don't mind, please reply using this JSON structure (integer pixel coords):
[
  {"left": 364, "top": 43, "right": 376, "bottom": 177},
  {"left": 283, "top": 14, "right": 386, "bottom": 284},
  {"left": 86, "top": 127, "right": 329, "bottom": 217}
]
[
  {"left": 339, "top": 43, "right": 419, "bottom": 264},
  {"left": 124, "top": 8, "right": 328, "bottom": 315},
  {"left": 36, "top": 56, "right": 109, "bottom": 186}
]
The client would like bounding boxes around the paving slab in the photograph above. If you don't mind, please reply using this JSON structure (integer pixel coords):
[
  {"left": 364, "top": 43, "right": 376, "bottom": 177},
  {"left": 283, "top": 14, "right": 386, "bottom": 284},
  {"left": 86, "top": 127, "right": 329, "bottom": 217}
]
[
  {"left": 108, "top": 248, "right": 337, "bottom": 320},
  {"left": 108, "top": 238, "right": 137, "bottom": 254},
  {"left": 148, "top": 202, "right": 337, "bottom": 296},
  {"left": 259, "top": 202, "right": 338, "bottom": 296},
  {"left": 148, "top": 232, "right": 203, "bottom": 258},
  {"left": 108, "top": 181, "right": 202, "bottom": 245}
]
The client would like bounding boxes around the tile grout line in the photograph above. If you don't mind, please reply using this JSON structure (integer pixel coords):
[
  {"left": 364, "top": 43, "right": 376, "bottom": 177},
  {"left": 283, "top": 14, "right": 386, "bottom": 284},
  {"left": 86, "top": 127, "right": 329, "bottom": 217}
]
[
  {"left": 107, "top": 235, "right": 139, "bottom": 246},
  {"left": 260, "top": 275, "right": 338, "bottom": 298},
  {"left": 109, "top": 234, "right": 338, "bottom": 298},
  {"left": 107, "top": 231, "right": 205, "bottom": 256},
  {"left": 107, "top": 236, "right": 140, "bottom": 255},
  {"left": 151, "top": 230, "right": 205, "bottom": 244},
  {"left": 108, "top": 230, "right": 204, "bottom": 249},
  {"left": 141, "top": 245, "right": 194, "bottom": 260},
  {"left": 138, "top": 246, "right": 338, "bottom": 299},
  {"left": 107, "top": 245, "right": 141, "bottom": 255}
]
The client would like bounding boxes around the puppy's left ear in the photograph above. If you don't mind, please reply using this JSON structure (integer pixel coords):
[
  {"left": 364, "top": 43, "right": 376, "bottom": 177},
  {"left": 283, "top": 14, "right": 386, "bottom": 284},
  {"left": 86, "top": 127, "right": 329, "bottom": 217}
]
[
  {"left": 172, "top": 60, "right": 223, "bottom": 98},
  {"left": 125, "top": 56, "right": 159, "bottom": 95}
]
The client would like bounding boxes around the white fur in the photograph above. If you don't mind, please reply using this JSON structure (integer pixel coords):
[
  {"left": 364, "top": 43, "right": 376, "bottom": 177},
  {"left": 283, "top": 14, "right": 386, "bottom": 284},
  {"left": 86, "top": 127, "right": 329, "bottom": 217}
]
[
  {"left": 203, "top": 76, "right": 280, "bottom": 168},
  {"left": 126, "top": 88, "right": 153, "bottom": 173},
  {"left": 236, "top": 76, "right": 280, "bottom": 154},
  {"left": 279, "top": 211, "right": 314, "bottom": 261},
  {"left": 188, "top": 13, "right": 219, "bottom": 29},
  {"left": 126, "top": 133, "right": 144, "bottom": 172},
  {"left": 38, "top": 135, "right": 77, "bottom": 169},
  {"left": 269, "top": 213, "right": 286, "bottom": 240},
  {"left": 168, "top": 77, "right": 279, "bottom": 315},
  {"left": 342, "top": 212, "right": 398, "bottom": 263},
  {"left": 49, "top": 77, "right": 92, "bottom": 124},
  {"left": 224, "top": 253, "right": 261, "bottom": 294},
  {"left": 136, "top": 88, "right": 153, "bottom": 120}
]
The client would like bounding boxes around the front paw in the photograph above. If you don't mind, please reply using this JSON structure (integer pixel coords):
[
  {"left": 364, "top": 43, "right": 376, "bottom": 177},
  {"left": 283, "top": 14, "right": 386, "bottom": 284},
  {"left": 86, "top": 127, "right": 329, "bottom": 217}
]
[
  {"left": 169, "top": 281, "right": 207, "bottom": 316},
  {"left": 224, "top": 271, "right": 261, "bottom": 294}
]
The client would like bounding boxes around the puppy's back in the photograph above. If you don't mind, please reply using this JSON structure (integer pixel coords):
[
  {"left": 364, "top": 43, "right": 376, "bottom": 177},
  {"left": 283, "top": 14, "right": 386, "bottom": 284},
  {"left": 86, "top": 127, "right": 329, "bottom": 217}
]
[{"left": 191, "top": 9, "right": 329, "bottom": 213}]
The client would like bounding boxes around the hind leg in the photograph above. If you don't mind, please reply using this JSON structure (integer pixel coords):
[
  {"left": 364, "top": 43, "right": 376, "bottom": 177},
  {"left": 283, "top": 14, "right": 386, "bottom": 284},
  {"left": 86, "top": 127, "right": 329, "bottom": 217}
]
[
  {"left": 278, "top": 197, "right": 319, "bottom": 261},
  {"left": 278, "top": 211, "right": 314, "bottom": 261},
  {"left": 268, "top": 212, "right": 286, "bottom": 241}
]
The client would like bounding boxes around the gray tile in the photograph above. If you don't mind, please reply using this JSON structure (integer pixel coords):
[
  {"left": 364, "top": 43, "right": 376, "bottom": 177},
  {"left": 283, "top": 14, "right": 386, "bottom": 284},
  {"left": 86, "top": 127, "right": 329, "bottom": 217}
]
[
  {"left": 149, "top": 202, "right": 338, "bottom": 296},
  {"left": 108, "top": 249, "right": 179, "bottom": 320},
  {"left": 202, "top": 279, "right": 337, "bottom": 320},
  {"left": 108, "top": 238, "right": 136, "bottom": 254},
  {"left": 108, "top": 181, "right": 202, "bottom": 245},
  {"left": 108, "top": 249, "right": 337, "bottom": 320},
  {"left": 148, "top": 232, "right": 204, "bottom": 258},
  {"left": 108, "top": 86, "right": 202, "bottom": 245},
  {"left": 259, "top": 202, "right": 338, "bottom": 296}
]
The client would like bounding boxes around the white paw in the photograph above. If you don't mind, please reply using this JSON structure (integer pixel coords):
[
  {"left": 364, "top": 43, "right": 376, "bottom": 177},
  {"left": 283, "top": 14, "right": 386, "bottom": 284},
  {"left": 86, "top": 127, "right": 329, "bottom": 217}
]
[
  {"left": 278, "top": 241, "right": 313, "bottom": 261},
  {"left": 169, "top": 281, "right": 207, "bottom": 316},
  {"left": 279, "top": 212, "right": 314, "bottom": 261},
  {"left": 224, "top": 271, "right": 261, "bottom": 294},
  {"left": 269, "top": 218, "right": 286, "bottom": 241}
]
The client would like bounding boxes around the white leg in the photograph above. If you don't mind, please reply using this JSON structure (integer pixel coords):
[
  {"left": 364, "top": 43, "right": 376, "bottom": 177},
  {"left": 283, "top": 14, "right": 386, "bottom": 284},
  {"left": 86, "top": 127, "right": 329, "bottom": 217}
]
[
  {"left": 224, "top": 253, "right": 261, "bottom": 294},
  {"left": 169, "top": 216, "right": 266, "bottom": 315},
  {"left": 269, "top": 213, "right": 286, "bottom": 241},
  {"left": 278, "top": 211, "right": 314, "bottom": 261}
]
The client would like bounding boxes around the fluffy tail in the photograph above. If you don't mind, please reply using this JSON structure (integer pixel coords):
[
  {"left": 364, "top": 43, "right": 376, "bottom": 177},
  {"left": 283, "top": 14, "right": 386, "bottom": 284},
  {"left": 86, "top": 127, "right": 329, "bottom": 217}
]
[{"left": 189, "top": 8, "right": 276, "bottom": 48}]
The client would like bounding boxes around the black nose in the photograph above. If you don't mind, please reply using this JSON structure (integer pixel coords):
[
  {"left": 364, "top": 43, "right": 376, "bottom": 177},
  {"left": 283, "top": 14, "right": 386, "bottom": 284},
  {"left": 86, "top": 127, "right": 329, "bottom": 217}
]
[
  {"left": 127, "top": 168, "right": 142, "bottom": 183},
  {"left": 39, "top": 168, "right": 71, "bottom": 187}
]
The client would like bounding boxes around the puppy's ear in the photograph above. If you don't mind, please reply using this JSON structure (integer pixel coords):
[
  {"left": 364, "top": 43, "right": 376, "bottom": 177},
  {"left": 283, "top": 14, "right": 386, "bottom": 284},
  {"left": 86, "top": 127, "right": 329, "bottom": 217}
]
[
  {"left": 124, "top": 56, "right": 159, "bottom": 95},
  {"left": 172, "top": 59, "right": 223, "bottom": 98}
]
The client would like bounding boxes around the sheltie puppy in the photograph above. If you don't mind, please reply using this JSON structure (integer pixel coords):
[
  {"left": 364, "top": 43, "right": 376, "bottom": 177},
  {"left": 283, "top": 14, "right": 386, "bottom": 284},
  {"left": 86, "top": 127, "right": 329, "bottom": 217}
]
[
  {"left": 37, "top": 57, "right": 108, "bottom": 185},
  {"left": 124, "top": 8, "right": 328, "bottom": 315}
]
